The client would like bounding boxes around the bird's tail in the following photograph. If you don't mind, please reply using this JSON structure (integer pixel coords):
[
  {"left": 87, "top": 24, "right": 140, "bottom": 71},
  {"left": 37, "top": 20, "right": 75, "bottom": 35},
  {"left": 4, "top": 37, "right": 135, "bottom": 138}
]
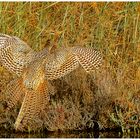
[{"left": 14, "top": 81, "right": 49, "bottom": 131}]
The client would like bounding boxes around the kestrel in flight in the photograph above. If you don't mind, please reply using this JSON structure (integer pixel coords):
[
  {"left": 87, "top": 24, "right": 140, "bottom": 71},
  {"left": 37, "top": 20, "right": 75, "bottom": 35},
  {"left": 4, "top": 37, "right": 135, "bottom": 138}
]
[{"left": 0, "top": 33, "right": 103, "bottom": 131}]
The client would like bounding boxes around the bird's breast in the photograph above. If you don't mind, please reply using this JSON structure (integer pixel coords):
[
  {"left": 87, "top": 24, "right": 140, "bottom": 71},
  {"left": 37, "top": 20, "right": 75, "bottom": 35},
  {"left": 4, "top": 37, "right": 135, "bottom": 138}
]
[{"left": 22, "top": 66, "right": 45, "bottom": 91}]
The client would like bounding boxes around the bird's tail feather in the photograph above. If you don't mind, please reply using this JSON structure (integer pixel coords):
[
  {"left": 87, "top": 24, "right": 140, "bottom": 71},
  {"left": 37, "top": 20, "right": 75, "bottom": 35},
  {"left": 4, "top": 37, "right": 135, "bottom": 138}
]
[{"left": 14, "top": 81, "right": 49, "bottom": 131}]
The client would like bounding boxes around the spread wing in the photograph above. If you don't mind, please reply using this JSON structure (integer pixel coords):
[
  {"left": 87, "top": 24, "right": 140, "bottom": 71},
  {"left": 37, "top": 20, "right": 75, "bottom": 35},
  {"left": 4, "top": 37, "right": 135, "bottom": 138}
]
[
  {"left": 45, "top": 46, "right": 103, "bottom": 80},
  {"left": 5, "top": 78, "right": 25, "bottom": 111},
  {"left": 0, "top": 33, "right": 34, "bottom": 76}
]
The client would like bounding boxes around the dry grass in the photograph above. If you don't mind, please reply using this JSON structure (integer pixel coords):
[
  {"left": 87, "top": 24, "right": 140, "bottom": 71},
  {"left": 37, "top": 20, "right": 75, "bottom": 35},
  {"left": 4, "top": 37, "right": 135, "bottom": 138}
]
[{"left": 0, "top": 2, "right": 140, "bottom": 134}]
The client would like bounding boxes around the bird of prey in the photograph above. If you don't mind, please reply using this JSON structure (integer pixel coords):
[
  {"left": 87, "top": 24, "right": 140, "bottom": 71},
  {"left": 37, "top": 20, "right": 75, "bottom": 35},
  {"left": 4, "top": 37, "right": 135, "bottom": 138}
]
[{"left": 0, "top": 33, "right": 103, "bottom": 131}]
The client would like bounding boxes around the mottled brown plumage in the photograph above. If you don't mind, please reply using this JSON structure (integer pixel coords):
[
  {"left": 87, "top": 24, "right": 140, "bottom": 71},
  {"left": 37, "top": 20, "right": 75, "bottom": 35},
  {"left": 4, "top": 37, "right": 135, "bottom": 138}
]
[{"left": 0, "top": 33, "right": 103, "bottom": 131}]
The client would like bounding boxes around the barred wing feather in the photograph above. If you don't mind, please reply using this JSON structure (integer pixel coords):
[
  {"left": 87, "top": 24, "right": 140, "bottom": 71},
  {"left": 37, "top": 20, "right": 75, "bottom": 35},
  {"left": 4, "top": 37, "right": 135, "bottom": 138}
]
[
  {"left": 45, "top": 46, "right": 103, "bottom": 80},
  {"left": 0, "top": 34, "right": 34, "bottom": 76},
  {"left": 72, "top": 46, "right": 103, "bottom": 72},
  {"left": 5, "top": 78, "right": 25, "bottom": 111}
]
